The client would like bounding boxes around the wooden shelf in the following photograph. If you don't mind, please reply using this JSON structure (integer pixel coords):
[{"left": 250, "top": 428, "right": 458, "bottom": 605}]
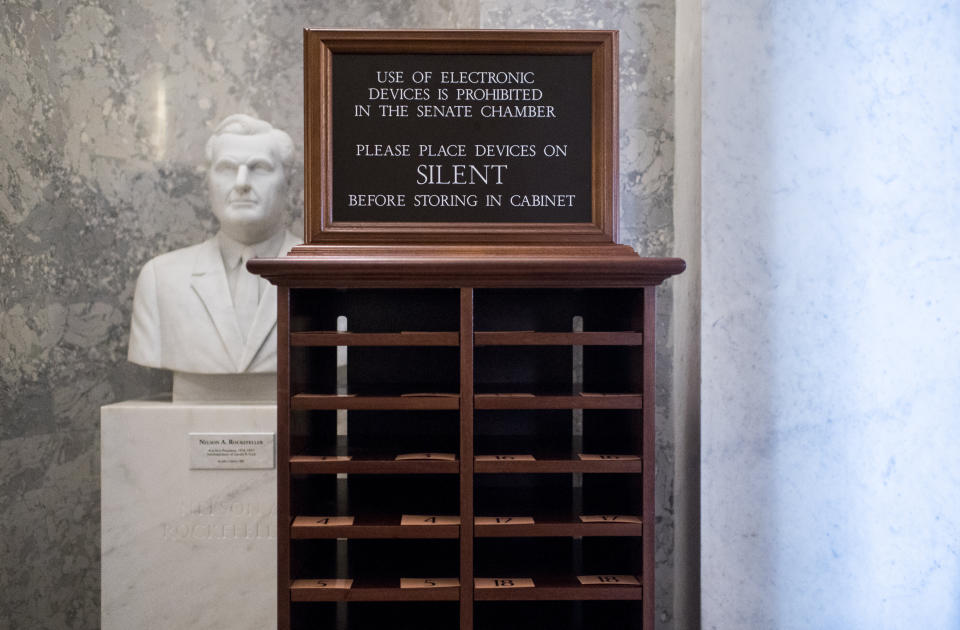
[
  {"left": 292, "top": 515, "right": 460, "bottom": 539},
  {"left": 291, "top": 455, "right": 459, "bottom": 475},
  {"left": 474, "top": 331, "right": 642, "bottom": 346},
  {"left": 291, "top": 331, "right": 459, "bottom": 346},
  {"left": 473, "top": 455, "right": 641, "bottom": 474},
  {"left": 473, "top": 576, "right": 642, "bottom": 601},
  {"left": 474, "top": 393, "right": 642, "bottom": 410},
  {"left": 474, "top": 515, "right": 642, "bottom": 538},
  {"left": 291, "top": 579, "right": 459, "bottom": 602},
  {"left": 291, "top": 394, "right": 460, "bottom": 410}
]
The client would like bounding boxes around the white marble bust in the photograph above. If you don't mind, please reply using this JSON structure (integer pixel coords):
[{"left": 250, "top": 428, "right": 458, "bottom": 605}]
[{"left": 128, "top": 114, "right": 300, "bottom": 400}]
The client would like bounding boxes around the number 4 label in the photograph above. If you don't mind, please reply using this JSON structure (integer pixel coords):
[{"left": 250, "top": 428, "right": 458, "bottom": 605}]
[
  {"left": 401, "top": 514, "right": 460, "bottom": 525},
  {"left": 308, "top": 516, "right": 355, "bottom": 526}
]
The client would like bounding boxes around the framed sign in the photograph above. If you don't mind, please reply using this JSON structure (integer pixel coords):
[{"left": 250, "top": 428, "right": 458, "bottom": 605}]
[{"left": 303, "top": 29, "right": 619, "bottom": 245}]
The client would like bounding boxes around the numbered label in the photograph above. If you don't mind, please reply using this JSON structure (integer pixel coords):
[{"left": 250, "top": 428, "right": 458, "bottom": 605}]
[
  {"left": 577, "top": 453, "right": 641, "bottom": 461},
  {"left": 577, "top": 575, "right": 640, "bottom": 586},
  {"left": 400, "top": 578, "right": 460, "bottom": 589},
  {"left": 579, "top": 515, "right": 642, "bottom": 524},
  {"left": 307, "top": 516, "right": 355, "bottom": 526},
  {"left": 400, "top": 514, "right": 460, "bottom": 526},
  {"left": 475, "top": 454, "right": 536, "bottom": 461},
  {"left": 395, "top": 452, "right": 457, "bottom": 461},
  {"left": 294, "top": 578, "right": 354, "bottom": 590},
  {"left": 475, "top": 516, "right": 535, "bottom": 525},
  {"left": 475, "top": 578, "right": 535, "bottom": 589}
]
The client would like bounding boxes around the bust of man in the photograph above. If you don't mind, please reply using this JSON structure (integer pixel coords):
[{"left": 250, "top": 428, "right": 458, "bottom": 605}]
[{"left": 128, "top": 114, "right": 301, "bottom": 399}]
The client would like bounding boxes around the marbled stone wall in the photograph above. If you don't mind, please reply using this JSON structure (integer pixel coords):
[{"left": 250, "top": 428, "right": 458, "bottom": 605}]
[
  {"left": 0, "top": 1, "right": 678, "bottom": 628},
  {"left": 702, "top": 1, "right": 960, "bottom": 627}
]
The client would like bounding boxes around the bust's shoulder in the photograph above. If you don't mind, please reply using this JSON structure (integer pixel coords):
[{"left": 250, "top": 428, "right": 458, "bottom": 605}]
[{"left": 140, "top": 237, "right": 218, "bottom": 275}]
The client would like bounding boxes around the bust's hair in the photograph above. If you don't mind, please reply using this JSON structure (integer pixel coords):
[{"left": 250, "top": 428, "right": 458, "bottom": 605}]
[{"left": 204, "top": 114, "right": 295, "bottom": 168}]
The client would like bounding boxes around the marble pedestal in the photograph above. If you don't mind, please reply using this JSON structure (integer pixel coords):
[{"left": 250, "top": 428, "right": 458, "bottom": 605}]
[{"left": 101, "top": 399, "right": 277, "bottom": 630}]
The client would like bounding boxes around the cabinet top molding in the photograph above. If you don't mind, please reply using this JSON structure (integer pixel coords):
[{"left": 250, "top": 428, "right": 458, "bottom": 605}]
[{"left": 248, "top": 249, "right": 685, "bottom": 288}]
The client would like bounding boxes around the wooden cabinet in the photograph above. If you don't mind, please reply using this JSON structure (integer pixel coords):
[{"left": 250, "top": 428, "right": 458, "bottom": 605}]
[{"left": 251, "top": 251, "right": 684, "bottom": 630}]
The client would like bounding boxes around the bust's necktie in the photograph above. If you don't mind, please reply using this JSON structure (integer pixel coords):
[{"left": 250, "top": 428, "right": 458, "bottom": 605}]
[{"left": 234, "top": 251, "right": 259, "bottom": 342}]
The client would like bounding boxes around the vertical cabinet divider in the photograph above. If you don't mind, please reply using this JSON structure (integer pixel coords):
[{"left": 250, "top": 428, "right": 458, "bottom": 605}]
[
  {"left": 277, "top": 287, "right": 291, "bottom": 630},
  {"left": 640, "top": 286, "right": 656, "bottom": 630},
  {"left": 459, "top": 288, "right": 475, "bottom": 630}
]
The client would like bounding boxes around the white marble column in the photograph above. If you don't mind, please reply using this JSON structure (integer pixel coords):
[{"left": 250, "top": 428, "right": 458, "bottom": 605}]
[{"left": 701, "top": 1, "right": 960, "bottom": 627}]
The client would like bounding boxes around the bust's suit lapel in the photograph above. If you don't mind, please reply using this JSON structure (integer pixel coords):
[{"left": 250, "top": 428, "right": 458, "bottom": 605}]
[
  {"left": 238, "top": 231, "right": 301, "bottom": 371},
  {"left": 190, "top": 237, "right": 244, "bottom": 370}
]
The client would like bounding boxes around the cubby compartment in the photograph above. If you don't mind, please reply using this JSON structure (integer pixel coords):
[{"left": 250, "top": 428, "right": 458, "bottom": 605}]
[
  {"left": 291, "top": 289, "right": 460, "bottom": 333},
  {"left": 474, "top": 289, "right": 642, "bottom": 333},
  {"left": 291, "top": 346, "right": 459, "bottom": 396},
  {"left": 347, "top": 346, "right": 459, "bottom": 396},
  {"left": 475, "top": 473, "right": 573, "bottom": 518},
  {"left": 344, "top": 409, "right": 460, "bottom": 457},
  {"left": 340, "top": 538, "right": 460, "bottom": 579},
  {"left": 580, "top": 410, "right": 642, "bottom": 456},
  {"left": 580, "top": 537, "right": 644, "bottom": 576},
  {"left": 290, "top": 410, "right": 339, "bottom": 458},
  {"left": 292, "top": 474, "right": 459, "bottom": 519},
  {"left": 290, "top": 345, "right": 338, "bottom": 396},
  {"left": 473, "top": 538, "right": 642, "bottom": 605},
  {"left": 475, "top": 345, "right": 572, "bottom": 395},
  {"left": 581, "top": 345, "right": 642, "bottom": 394},
  {"left": 475, "top": 537, "right": 576, "bottom": 577},
  {"left": 350, "top": 603, "right": 460, "bottom": 629},
  {"left": 580, "top": 474, "right": 644, "bottom": 516},
  {"left": 293, "top": 602, "right": 460, "bottom": 630},
  {"left": 475, "top": 601, "right": 642, "bottom": 630},
  {"left": 474, "top": 410, "right": 574, "bottom": 458}
]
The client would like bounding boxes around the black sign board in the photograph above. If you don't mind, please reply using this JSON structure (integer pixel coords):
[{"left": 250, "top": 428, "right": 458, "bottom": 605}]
[{"left": 304, "top": 30, "right": 619, "bottom": 245}]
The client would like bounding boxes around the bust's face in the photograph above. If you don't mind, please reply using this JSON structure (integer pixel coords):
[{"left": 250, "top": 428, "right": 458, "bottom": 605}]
[{"left": 207, "top": 133, "right": 287, "bottom": 245}]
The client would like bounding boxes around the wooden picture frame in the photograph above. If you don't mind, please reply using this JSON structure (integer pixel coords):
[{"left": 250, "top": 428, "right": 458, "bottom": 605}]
[{"left": 302, "top": 29, "right": 619, "bottom": 246}]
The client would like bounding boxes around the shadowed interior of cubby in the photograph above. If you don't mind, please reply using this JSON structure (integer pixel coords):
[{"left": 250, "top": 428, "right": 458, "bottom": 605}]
[
  {"left": 291, "top": 410, "right": 459, "bottom": 458},
  {"left": 474, "top": 536, "right": 641, "bottom": 577},
  {"left": 474, "top": 601, "right": 642, "bottom": 630},
  {"left": 349, "top": 346, "right": 459, "bottom": 395},
  {"left": 291, "top": 289, "right": 460, "bottom": 332},
  {"left": 475, "top": 473, "right": 641, "bottom": 516},
  {"left": 581, "top": 410, "right": 640, "bottom": 454},
  {"left": 475, "top": 346, "right": 572, "bottom": 394},
  {"left": 350, "top": 410, "right": 460, "bottom": 455},
  {"left": 291, "top": 346, "right": 459, "bottom": 396},
  {"left": 291, "top": 475, "right": 458, "bottom": 516},
  {"left": 292, "top": 539, "right": 459, "bottom": 579},
  {"left": 474, "top": 410, "right": 573, "bottom": 456},
  {"left": 474, "top": 289, "right": 640, "bottom": 332},
  {"left": 292, "top": 601, "right": 460, "bottom": 630}
]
